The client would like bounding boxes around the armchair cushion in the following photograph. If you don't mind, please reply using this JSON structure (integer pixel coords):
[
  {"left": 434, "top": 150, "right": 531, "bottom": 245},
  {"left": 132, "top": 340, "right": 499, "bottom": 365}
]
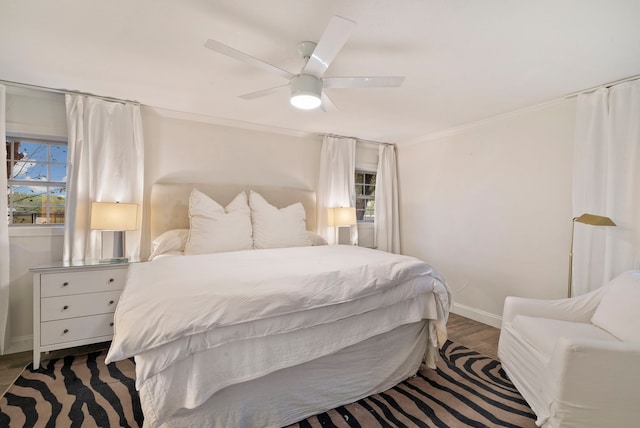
[
  {"left": 591, "top": 270, "right": 640, "bottom": 343},
  {"left": 512, "top": 315, "right": 621, "bottom": 360}
]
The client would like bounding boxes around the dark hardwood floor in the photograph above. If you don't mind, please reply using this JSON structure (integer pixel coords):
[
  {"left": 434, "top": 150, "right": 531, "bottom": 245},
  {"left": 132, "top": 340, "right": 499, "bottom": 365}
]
[
  {"left": 0, "top": 313, "right": 500, "bottom": 396},
  {"left": 446, "top": 312, "right": 500, "bottom": 360}
]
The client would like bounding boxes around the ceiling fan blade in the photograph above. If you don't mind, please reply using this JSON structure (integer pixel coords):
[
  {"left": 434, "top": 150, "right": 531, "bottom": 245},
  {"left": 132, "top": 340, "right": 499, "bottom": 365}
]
[
  {"left": 321, "top": 92, "right": 337, "bottom": 112},
  {"left": 205, "top": 39, "right": 294, "bottom": 81},
  {"left": 239, "top": 84, "right": 289, "bottom": 100},
  {"left": 323, "top": 76, "right": 405, "bottom": 89},
  {"left": 302, "top": 15, "right": 356, "bottom": 78}
]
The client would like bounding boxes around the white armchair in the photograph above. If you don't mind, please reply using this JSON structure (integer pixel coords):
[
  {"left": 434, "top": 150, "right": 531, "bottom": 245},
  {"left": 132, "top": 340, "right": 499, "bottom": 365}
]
[{"left": 498, "top": 270, "right": 640, "bottom": 428}]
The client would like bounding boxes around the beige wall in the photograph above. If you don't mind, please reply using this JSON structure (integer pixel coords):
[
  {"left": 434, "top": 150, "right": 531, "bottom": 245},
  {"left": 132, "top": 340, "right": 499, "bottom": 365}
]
[
  {"left": 140, "top": 108, "right": 323, "bottom": 257},
  {"left": 397, "top": 99, "right": 577, "bottom": 327}
]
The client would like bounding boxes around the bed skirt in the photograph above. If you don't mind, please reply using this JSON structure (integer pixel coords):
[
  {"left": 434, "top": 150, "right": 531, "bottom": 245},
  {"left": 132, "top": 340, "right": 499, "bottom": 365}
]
[{"left": 148, "top": 320, "right": 429, "bottom": 428}]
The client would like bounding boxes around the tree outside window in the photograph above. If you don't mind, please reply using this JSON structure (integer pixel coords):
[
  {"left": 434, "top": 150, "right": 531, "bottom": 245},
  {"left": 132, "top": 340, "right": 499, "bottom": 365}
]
[
  {"left": 355, "top": 170, "right": 376, "bottom": 222},
  {"left": 6, "top": 137, "right": 67, "bottom": 225}
]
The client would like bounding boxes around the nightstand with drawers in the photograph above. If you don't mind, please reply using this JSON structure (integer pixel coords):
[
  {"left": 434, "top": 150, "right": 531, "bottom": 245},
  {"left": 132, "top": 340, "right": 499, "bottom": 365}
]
[{"left": 31, "top": 260, "right": 130, "bottom": 369}]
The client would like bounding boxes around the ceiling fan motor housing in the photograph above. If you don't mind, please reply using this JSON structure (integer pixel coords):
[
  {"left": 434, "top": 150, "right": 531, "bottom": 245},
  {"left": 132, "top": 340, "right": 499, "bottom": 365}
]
[{"left": 290, "top": 74, "right": 323, "bottom": 109}]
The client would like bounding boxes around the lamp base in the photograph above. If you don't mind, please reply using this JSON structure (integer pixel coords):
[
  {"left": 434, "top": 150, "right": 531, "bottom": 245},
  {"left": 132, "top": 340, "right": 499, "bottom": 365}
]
[{"left": 99, "top": 257, "right": 129, "bottom": 264}]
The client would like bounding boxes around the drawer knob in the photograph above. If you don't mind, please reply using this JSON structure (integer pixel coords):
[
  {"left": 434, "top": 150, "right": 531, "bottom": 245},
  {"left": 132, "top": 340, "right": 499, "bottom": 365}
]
[
  {"left": 62, "top": 282, "right": 69, "bottom": 287},
  {"left": 63, "top": 305, "right": 69, "bottom": 310},
  {"left": 109, "top": 322, "right": 114, "bottom": 327},
  {"left": 108, "top": 278, "right": 115, "bottom": 284},
  {"left": 63, "top": 329, "right": 69, "bottom": 334},
  {"left": 109, "top": 300, "right": 114, "bottom": 305}
]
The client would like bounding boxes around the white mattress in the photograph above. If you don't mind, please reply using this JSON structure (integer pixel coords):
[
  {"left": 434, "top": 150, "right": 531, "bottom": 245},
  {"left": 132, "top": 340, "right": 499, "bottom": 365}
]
[{"left": 106, "top": 245, "right": 450, "bottom": 428}]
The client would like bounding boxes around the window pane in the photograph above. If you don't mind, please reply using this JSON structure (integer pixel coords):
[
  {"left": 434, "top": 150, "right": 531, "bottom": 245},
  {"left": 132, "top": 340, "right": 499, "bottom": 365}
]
[
  {"left": 363, "top": 200, "right": 375, "bottom": 222},
  {"left": 17, "top": 141, "right": 49, "bottom": 162},
  {"left": 48, "top": 186, "right": 66, "bottom": 224},
  {"left": 355, "top": 184, "right": 363, "bottom": 195},
  {"left": 365, "top": 173, "right": 376, "bottom": 186},
  {"left": 10, "top": 185, "right": 44, "bottom": 224},
  {"left": 12, "top": 161, "right": 48, "bottom": 181},
  {"left": 355, "top": 172, "right": 364, "bottom": 184},
  {"left": 364, "top": 184, "right": 375, "bottom": 196},
  {"left": 50, "top": 144, "right": 67, "bottom": 163},
  {"left": 50, "top": 162, "right": 67, "bottom": 182}
]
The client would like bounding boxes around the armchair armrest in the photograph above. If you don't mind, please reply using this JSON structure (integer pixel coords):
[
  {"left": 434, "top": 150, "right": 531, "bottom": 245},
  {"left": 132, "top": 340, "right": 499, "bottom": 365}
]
[
  {"left": 548, "top": 337, "right": 640, "bottom": 413},
  {"left": 501, "top": 287, "right": 606, "bottom": 326}
]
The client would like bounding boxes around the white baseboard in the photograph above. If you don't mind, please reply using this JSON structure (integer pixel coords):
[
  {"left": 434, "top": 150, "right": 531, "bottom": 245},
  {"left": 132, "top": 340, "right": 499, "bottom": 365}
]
[
  {"left": 451, "top": 303, "right": 502, "bottom": 329},
  {"left": 5, "top": 334, "right": 33, "bottom": 355}
]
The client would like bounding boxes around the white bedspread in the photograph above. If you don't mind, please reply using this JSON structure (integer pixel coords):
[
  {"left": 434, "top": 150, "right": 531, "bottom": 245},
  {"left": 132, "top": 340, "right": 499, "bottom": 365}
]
[{"left": 106, "top": 245, "right": 450, "bottom": 427}]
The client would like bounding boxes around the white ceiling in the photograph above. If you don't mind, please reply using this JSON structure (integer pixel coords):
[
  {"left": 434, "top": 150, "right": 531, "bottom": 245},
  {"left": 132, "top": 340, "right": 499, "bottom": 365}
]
[{"left": 2, "top": 1, "right": 640, "bottom": 143}]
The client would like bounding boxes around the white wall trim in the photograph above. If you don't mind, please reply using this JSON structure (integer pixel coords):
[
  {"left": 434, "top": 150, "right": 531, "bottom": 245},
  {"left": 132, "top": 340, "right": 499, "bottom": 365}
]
[
  {"left": 451, "top": 302, "right": 502, "bottom": 329},
  {"left": 148, "top": 106, "right": 316, "bottom": 139},
  {"left": 398, "top": 97, "right": 572, "bottom": 147},
  {"left": 8, "top": 226, "right": 65, "bottom": 238},
  {"left": 6, "top": 334, "right": 32, "bottom": 355}
]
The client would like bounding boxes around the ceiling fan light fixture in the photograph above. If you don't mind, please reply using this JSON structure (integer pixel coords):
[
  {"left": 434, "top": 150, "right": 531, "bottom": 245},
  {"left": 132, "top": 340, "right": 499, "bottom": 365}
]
[{"left": 290, "top": 74, "right": 322, "bottom": 110}]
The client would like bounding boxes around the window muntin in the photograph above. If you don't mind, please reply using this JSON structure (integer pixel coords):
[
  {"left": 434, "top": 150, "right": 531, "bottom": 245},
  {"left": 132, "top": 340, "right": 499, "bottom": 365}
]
[
  {"left": 355, "top": 170, "right": 376, "bottom": 223},
  {"left": 6, "top": 137, "right": 67, "bottom": 225}
]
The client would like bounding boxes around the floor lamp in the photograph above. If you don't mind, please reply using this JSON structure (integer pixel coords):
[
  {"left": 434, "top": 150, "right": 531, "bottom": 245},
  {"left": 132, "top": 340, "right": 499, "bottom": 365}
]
[{"left": 568, "top": 213, "right": 616, "bottom": 298}]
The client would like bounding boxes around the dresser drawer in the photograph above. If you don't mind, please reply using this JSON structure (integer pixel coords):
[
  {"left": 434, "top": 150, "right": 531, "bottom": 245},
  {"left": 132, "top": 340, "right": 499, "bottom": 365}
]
[
  {"left": 40, "top": 290, "right": 121, "bottom": 322},
  {"left": 40, "top": 313, "right": 115, "bottom": 346},
  {"left": 41, "top": 268, "right": 126, "bottom": 297}
]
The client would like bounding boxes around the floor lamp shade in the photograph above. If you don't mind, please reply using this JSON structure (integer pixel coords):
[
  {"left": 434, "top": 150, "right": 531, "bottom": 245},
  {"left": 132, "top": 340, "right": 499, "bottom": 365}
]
[
  {"left": 90, "top": 202, "right": 138, "bottom": 261},
  {"left": 568, "top": 213, "right": 616, "bottom": 297}
]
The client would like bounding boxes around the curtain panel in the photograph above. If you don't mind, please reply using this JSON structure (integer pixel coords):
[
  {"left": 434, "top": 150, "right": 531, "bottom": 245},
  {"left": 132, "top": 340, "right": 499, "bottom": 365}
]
[
  {"left": 374, "top": 144, "right": 400, "bottom": 253},
  {"left": 0, "top": 85, "right": 8, "bottom": 354},
  {"left": 64, "top": 95, "right": 144, "bottom": 262},
  {"left": 317, "top": 136, "right": 357, "bottom": 245},
  {"left": 572, "top": 79, "right": 640, "bottom": 295}
]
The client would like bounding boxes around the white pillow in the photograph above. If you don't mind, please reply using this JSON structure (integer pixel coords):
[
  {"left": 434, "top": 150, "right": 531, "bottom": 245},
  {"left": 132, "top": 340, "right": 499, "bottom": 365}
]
[
  {"left": 148, "top": 229, "right": 189, "bottom": 260},
  {"left": 591, "top": 270, "right": 640, "bottom": 343},
  {"left": 249, "top": 190, "right": 311, "bottom": 249},
  {"left": 184, "top": 189, "right": 253, "bottom": 255}
]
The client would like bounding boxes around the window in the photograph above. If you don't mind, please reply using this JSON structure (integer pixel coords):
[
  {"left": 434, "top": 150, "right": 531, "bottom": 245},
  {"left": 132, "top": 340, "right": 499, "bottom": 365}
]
[
  {"left": 355, "top": 170, "right": 376, "bottom": 223},
  {"left": 6, "top": 137, "right": 68, "bottom": 225}
]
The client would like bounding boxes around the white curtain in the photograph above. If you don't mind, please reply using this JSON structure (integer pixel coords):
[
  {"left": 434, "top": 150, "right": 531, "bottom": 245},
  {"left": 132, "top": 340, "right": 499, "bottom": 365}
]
[
  {"left": 0, "top": 85, "right": 8, "bottom": 354},
  {"left": 375, "top": 144, "right": 400, "bottom": 253},
  {"left": 64, "top": 95, "right": 144, "bottom": 262},
  {"left": 317, "top": 136, "right": 357, "bottom": 245},
  {"left": 572, "top": 79, "right": 640, "bottom": 296}
]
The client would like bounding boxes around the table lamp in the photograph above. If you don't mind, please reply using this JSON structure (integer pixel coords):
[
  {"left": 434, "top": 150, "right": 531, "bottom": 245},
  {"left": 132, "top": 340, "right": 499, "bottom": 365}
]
[
  {"left": 328, "top": 207, "right": 357, "bottom": 244},
  {"left": 90, "top": 201, "right": 138, "bottom": 262}
]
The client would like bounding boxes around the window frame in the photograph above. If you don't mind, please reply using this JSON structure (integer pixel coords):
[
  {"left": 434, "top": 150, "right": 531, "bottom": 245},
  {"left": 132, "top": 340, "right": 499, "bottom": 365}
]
[
  {"left": 355, "top": 169, "right": 376, "bottom": 224},
  {"left": 6, "top": 135, "right": 68, "bottom": 227}
]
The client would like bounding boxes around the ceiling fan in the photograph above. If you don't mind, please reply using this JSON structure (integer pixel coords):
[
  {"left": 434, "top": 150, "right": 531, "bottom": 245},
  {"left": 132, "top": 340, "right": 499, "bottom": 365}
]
[{"left": 204, "top": 15, "right": 405, "bottom": 110}]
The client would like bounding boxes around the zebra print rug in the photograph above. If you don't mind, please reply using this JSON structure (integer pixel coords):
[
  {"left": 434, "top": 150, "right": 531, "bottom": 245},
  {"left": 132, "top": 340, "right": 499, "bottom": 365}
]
[{"left": 0, "top": 341, "right": 536, "bottom": 427}]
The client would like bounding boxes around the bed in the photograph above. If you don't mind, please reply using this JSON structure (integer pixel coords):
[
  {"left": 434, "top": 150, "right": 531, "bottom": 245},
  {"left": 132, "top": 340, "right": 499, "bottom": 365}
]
[{"left": 105, "top": 182, "right": 451, "bottom": 428}]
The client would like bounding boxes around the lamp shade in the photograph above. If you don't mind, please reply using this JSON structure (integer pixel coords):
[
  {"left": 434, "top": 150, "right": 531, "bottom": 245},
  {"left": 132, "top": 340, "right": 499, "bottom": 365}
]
[
  {"left": 90, "top": 202, "right": 138, "bottom": 231},
  {"left": 568, "top": 212, "right": 616, "bottom": 297},
  {"left": 574, "top": 213, "right": 616, "bottom": 227},
  {"left": 327, "top": 207, "right": 357, "bottom": 227}
]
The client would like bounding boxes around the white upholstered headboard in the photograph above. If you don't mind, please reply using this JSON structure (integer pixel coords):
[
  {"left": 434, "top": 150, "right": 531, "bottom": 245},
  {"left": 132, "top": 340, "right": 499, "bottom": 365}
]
[{"left": 150, "top": 183, "right": 317, "bottom": 240}]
